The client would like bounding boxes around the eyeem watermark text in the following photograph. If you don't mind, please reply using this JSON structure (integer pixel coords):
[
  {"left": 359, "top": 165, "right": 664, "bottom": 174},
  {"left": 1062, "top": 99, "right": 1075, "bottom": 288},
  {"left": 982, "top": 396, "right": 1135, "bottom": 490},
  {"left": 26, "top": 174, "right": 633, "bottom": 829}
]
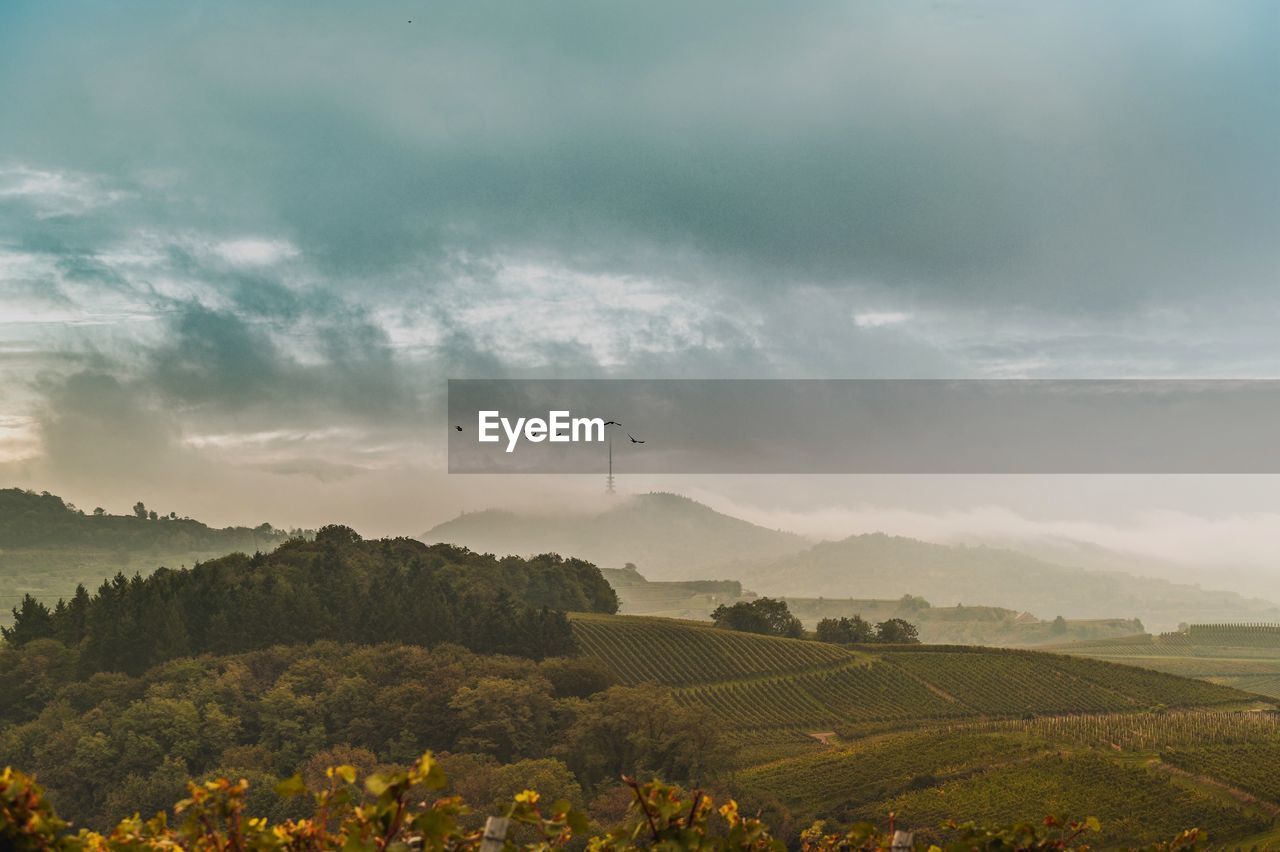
[{"left": 478, "top": 410, "right": 605, "bottom": 452}]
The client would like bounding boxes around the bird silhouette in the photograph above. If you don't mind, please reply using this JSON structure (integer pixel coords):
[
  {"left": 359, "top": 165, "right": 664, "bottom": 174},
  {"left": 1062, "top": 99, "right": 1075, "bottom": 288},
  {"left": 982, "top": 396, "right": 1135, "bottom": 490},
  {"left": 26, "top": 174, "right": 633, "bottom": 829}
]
[
  {"left": 604, "top": 420, "right": 622, "bottom": 426},
  {"left": 627, "top": 433, "right": 645, "bottom": 443},
  {"left": 455, "top": 425, "right": 462, "bottom": 431}
]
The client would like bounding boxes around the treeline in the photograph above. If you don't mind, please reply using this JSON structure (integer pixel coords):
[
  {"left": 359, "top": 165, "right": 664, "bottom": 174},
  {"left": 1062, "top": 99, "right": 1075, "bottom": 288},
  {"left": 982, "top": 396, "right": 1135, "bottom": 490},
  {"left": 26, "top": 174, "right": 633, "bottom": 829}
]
[
  {"left": 816, "top": 614, "right": 919, "bottom": 644},
  {"left": 0, "top": 640, "right": 724, "bottom": 830},
  {"left": 2, "top": 526, "right": 619, "bottom": 672},
  {"left": 710, "top": 598, "right": 919, "bottom": 644},
  {"left": 0, "top": 488, "right": 294, "bottom": 550}
]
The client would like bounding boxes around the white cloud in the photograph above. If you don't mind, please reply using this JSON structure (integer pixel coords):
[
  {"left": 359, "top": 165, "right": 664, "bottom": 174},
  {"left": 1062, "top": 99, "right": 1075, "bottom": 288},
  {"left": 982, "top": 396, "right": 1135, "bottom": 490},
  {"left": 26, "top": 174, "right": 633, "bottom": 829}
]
[
  {"left": 430, "top": 258, "right": 759, "bottom": 368},
  {"left": 212, "top": 238, "right": 300, "bottom": 266},
  {"left": 0, "top": 166, "right": 129, "bottom": 217},
  {"left": 853, "top": 310, "right": 911, "bottom": 328}
]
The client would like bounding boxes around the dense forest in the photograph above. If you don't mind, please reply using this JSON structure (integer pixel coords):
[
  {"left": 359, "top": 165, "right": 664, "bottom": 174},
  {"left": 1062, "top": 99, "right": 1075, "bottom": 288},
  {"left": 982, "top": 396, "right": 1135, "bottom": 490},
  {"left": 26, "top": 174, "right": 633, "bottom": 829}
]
[{"left": 3, "top": 526, "right": 619, "bottom": 673}]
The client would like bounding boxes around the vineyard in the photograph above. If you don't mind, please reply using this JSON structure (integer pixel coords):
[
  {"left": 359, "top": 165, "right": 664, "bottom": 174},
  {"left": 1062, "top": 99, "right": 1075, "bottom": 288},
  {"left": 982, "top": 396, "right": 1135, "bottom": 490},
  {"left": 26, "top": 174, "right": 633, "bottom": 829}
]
[
  {"left": 957, "top": 708, "right": 1280, "bottom": 749},
  {"left": 568, "top": 613, "right": 856, "bottom": 687},
  {"left": 735, "top": 711, "right": 1280, "bottom": 846},
  {"left": 566, "top": 614, "right": 1280, "bottom": 844},
  {"left": 671, "top": 658, "right": 965, "bottom": 730},
  {"left": 878, "top": 751, "right": 1270, "bottom": 847},
  {"left": 736, "top": 729, "right": 1049, "bottom": 813},
  {"left": 1161, "top": 742, "right": 1280, "bottom": 805},
  {"left": 570, "top": 616, "right": 1257, "bottom": 736},
  {"left": 1049, "top": 623, "right": 1280, "bottom": 700}
]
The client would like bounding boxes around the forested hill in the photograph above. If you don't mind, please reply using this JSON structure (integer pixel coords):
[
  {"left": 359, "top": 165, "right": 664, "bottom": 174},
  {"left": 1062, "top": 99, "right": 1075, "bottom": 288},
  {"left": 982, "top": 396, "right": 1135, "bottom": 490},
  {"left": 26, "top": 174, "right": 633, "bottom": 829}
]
[
  {"left": 2, "top": 526, "right": 619, "bottom": 672},
  {"left": 0, "top": 487, "right": 287, "bottom": 550}
]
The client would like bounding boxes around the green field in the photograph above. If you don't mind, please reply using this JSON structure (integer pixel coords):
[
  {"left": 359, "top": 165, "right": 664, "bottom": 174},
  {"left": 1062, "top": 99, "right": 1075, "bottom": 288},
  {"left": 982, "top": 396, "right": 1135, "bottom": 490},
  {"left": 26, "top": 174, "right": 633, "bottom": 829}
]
[{"left": 570, "top": 613, "right": 1280, "bottom": 844}]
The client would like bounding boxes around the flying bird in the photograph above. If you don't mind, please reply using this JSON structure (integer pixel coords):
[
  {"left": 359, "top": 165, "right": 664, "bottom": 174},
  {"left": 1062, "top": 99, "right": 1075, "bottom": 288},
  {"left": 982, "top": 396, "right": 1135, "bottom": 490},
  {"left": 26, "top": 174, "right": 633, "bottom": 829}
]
[
  {"left": 627, "top": 433, "right": 645, "bottom": 444},
  {"left": 455, "top": 425, "right": 462, "bottom": 431},
  {"left": 603, "top": 420, "right": 622, "bottom": 426}
]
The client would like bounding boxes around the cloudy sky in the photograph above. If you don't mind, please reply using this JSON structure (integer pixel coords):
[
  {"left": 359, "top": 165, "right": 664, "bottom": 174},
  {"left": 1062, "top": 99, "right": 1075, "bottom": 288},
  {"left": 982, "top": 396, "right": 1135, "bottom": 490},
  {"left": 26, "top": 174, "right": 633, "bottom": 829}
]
[{"left": 2, "top": 1, "right": 1279, "bottom": 573}]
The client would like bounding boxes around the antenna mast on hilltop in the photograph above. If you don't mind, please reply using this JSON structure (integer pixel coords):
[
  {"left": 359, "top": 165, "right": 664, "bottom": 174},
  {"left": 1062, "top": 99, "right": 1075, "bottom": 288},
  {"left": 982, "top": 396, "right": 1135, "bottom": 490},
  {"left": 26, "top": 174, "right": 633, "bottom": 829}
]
[{"left": 606, "top": 432, "right": 615, "bottom": 494}]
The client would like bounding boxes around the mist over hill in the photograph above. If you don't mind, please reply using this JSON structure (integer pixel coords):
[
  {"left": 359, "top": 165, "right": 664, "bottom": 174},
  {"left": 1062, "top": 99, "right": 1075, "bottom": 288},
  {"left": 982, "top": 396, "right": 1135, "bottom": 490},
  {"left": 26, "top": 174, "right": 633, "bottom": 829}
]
[
  {"left": 423, "top": 493, "right": 1280, "bottom": 633},
  {"left": 0, "top": 488, "right": 298, "bottom": 625},
  {"left": 741, "top": 533, "right": 1280, "bottom": 633},
  {"left": 421, "top": 492, "right": 809, "bottom": 579}
]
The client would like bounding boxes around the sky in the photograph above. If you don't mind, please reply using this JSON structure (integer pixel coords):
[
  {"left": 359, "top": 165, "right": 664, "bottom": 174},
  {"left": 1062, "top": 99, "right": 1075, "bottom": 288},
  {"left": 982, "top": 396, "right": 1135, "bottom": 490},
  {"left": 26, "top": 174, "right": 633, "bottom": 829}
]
[{"left": 1, "top": 1, "right": 1279, "bottom": 580}]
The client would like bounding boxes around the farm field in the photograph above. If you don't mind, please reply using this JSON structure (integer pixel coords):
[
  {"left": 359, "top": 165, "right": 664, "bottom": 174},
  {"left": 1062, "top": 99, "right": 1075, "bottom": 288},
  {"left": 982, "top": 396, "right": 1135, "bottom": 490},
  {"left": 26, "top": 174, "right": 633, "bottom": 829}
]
[
  {"left": 571, "top": 613, "right": 1280, "bottom": 844},
  {"left": 1049, "top": 624, "right": 1280, "bottom": 699}
]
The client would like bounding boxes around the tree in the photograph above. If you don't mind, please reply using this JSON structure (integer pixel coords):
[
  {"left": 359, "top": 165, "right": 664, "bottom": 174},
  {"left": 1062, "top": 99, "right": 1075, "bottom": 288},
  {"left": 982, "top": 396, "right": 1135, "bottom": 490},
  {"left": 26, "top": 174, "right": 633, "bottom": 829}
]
[
  {"left": 148, "top": 510, "right": 158, "bottom": 521},
  {"left": 710, "top": 598, "right": 803, "bottom": 638},
  {"left": 874, "top": 618, "right": 919, "bottom": 644},
  {"left": 92, "top": 507, "right": 105, "bottom": 517},
  {"left": 133, "top": 501, "right": 147, "bottom": 519},
  {"left": 898, "top": 594, "right": 930, "bottom": 612},
  {"left": 2, "top": 595, "right": 55, "bottom": 646},
  {"left": 316, "top": 524, "right": 362, "bottom": 547},
  {"left": 447, "top": 676, "right": 555, "bottom": 762},
  {"left": 815, "top": 615, "right": 875, "bottom": 645},
  {"left": 564, "top": 685, "right": 728, "bottom": 787},
  {"left": 1051, "top": 615, "right": 1068, "bottom": 634}
]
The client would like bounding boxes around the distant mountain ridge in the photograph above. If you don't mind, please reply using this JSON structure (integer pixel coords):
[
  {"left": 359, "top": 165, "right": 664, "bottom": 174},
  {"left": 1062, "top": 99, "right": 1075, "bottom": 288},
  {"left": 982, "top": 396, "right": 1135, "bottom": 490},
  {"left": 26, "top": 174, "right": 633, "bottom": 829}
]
[
  {"left": 421, "top": 492, "right": 809, "bottom": 578},
  {"left": 0, "top": 487, "right": 290, "bottom": 551},
  {"left": 740, "top": 532, "right": 1280, "bottom": 633},
  {"left": 422, "top": 493, "right": 1280, "bottom": 633}
]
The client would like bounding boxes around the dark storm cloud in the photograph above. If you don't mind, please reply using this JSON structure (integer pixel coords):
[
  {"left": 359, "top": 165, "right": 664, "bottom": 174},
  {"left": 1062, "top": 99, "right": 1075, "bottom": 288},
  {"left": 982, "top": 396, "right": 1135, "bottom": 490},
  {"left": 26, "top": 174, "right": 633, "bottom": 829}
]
[
  {"left": 149, "top": 291, "right": 415, "bottom": 422},
  {"left": 1, "top": 0, "right": 1274, "bottom": 312},
  {"left": 3, "top": 0, "right": 1279, "bottom": 510}
]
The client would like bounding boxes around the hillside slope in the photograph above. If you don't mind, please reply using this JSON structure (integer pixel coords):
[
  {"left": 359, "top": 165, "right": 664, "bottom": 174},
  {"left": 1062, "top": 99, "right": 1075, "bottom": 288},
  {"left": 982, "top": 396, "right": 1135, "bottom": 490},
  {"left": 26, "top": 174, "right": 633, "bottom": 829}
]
[
  {"left": 421, "top": 492, "right": 808, "bottom": 579},
  {"left": 569, "top": 614, "right": 1255, "bottom": 734}
]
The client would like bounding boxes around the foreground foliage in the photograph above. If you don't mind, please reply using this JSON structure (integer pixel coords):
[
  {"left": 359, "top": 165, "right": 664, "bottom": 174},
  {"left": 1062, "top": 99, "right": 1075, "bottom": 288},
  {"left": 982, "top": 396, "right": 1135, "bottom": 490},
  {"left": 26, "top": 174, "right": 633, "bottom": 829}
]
[
  {"left": 0, "top": 640, "right": 728, "bottom": 830},
  {"left": 1, "top": 753, "right": 1208, "bottom": 851}
]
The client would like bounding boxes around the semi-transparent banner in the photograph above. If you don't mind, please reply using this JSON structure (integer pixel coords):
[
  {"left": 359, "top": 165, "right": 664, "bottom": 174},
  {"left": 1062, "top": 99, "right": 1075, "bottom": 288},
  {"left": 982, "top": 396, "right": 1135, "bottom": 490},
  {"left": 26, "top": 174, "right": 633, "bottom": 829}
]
[{"left": 447, "top": 379, "right": 1280, "bottom": 473}]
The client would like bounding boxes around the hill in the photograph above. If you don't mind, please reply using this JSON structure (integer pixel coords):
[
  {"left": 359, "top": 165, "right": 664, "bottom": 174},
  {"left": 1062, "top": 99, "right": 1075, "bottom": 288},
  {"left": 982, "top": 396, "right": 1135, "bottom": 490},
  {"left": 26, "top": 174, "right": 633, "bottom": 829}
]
[
  {"left": 0, "top": 488, "right": 295, "bottom": 624},
  {"left": 3, "top": 529, "right": 618, "bottom": 674},
  {"left": 569, "top": 614, "right": 1254, "bottom": 736},
  {"left": 420, "top": 493, "right": 808, "bottom": 579},
  {"left": 738, "top": 533, "right": 1280, "bottom": 633}
]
